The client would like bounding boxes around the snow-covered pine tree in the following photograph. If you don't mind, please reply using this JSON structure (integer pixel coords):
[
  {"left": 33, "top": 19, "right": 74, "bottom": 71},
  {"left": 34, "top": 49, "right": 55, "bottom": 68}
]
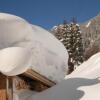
[
  {"left": 60, "top": 20, "right": 70, "bottom": 46},
  {"left": 55, "top": 19, "right": 84, "bottom": 67},
  {"left": 69, "top": 19, "right": 84, "bottom": 65},
  {"left": 55, "top": 20, "right": 69, "bottom": 42}
]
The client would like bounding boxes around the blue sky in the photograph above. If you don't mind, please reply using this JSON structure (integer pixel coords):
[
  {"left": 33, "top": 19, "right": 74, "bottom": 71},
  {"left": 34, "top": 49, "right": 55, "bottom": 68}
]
[{"left": 0, "top": 0, "right": 100, "bottom": 29}]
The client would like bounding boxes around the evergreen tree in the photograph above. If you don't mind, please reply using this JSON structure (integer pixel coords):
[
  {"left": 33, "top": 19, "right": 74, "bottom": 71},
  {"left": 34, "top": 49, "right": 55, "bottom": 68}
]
[
  {"left": 55, "top": 19, "right": 84, "bottom": 66},
  {"left": 69, "top": 21, "right": 83, "bottom": 65}
]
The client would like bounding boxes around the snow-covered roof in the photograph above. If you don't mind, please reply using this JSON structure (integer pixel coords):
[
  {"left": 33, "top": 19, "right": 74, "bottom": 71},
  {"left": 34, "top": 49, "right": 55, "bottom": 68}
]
[{"left": 0, "top": 13, "right": 68, "bottom": 83}]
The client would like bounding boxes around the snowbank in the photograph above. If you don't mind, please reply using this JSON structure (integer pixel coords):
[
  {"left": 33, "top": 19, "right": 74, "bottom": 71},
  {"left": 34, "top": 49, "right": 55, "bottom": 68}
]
[
  {"left": 0, "top": 13, "right": 68, "bottom": 82},
  {"left": 14, "top": 89, "right": 37, "bottom": 100},
  {"left": 29, "top": 53, "right": 100, "bottom": 100},
  {"left": 66, "top": 52, "right": 100, "bottom": 79}
]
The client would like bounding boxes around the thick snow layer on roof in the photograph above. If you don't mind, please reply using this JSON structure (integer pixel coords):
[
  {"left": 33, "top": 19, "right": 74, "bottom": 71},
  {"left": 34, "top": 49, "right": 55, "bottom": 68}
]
[
  {"left": 30, "top": 25, "right": 68, "bottom": 82},
  {"left": 0, "top": 47, "right": 32, "bottom": 76},
  {"left": 28, "top": 53, "right": 100, "bottom": 100},
  {"left": 0, "top": 13, "right": 68, "bottom": 82},
  {"left": 31, "top": 25, "right": 68, "bottom": 61}
]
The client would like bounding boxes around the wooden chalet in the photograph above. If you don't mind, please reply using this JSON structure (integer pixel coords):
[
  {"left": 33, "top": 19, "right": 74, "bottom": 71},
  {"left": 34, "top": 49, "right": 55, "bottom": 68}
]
[{"left": 0, "top": 69, "right": 56, "bottom": 100}]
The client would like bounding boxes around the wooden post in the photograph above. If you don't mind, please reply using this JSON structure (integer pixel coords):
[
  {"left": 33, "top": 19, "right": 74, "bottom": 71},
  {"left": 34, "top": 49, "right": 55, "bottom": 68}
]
[
  {"left": 0, "top": 73, "right": 6, "bottom": 100},
  {"left": 6, "top": 76, "right": 13, "bottom": 100}
]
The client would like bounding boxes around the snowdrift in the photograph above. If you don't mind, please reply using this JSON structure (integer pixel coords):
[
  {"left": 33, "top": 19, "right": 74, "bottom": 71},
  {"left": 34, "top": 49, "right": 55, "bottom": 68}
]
[
  {"left": 0, "top": 13, "right": 68, "bottom": 82},
  {"left": 28, "top": 52, "right": 100, "bottom": 100}
]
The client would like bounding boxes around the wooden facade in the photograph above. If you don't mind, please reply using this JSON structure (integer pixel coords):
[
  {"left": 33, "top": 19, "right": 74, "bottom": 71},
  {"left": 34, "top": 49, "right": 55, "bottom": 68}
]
[
  {"left": 0, "top": 73, "right": 13, "bottom": 100},
  {"left": 0, "top": 69, "right": 56, "bottom": 100}
]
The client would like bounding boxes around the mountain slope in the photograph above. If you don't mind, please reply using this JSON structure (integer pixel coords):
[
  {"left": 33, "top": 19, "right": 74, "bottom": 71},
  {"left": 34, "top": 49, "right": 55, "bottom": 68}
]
[
  {"left": 80, "top": 13, "right": 100, "bottom": 48},
  {"left": 51, "top": 13, "right": 100, "bottom": 49}
]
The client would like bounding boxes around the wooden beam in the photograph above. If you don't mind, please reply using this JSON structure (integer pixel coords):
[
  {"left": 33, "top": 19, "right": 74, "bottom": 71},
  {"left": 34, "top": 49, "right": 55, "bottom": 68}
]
[
  {"left": 6, "top": 76, "right": 13, "bottom": 100},
  {"left": 24, "top": 69, "right": 56, "bottom": 87}
]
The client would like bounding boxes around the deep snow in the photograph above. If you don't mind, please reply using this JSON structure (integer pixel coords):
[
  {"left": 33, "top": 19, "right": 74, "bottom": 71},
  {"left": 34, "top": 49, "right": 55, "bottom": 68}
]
[{"left": 0, "top": 13, "right": 68, "bottom": 83}]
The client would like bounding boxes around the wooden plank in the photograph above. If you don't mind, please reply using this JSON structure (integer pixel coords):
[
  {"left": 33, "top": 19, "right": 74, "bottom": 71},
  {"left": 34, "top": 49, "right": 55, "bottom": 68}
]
[
  {"left": 6, "top": 76, "right": 13, "bottom": 100},
  {"left": 0, "top": 73, "right": 6, "bottom": 100},
  {"left": 24, "top": 69, "right": 56, "bottom": 87}
]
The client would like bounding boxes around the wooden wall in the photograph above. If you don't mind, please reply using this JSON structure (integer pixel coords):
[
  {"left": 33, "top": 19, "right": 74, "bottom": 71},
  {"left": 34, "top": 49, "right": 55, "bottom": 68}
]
[
  {"left": 0, "top": 73, "right": 13, "bottom": 100},
  {"left": 0, "top": 73, "right": 6, "bottom": 100}
]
